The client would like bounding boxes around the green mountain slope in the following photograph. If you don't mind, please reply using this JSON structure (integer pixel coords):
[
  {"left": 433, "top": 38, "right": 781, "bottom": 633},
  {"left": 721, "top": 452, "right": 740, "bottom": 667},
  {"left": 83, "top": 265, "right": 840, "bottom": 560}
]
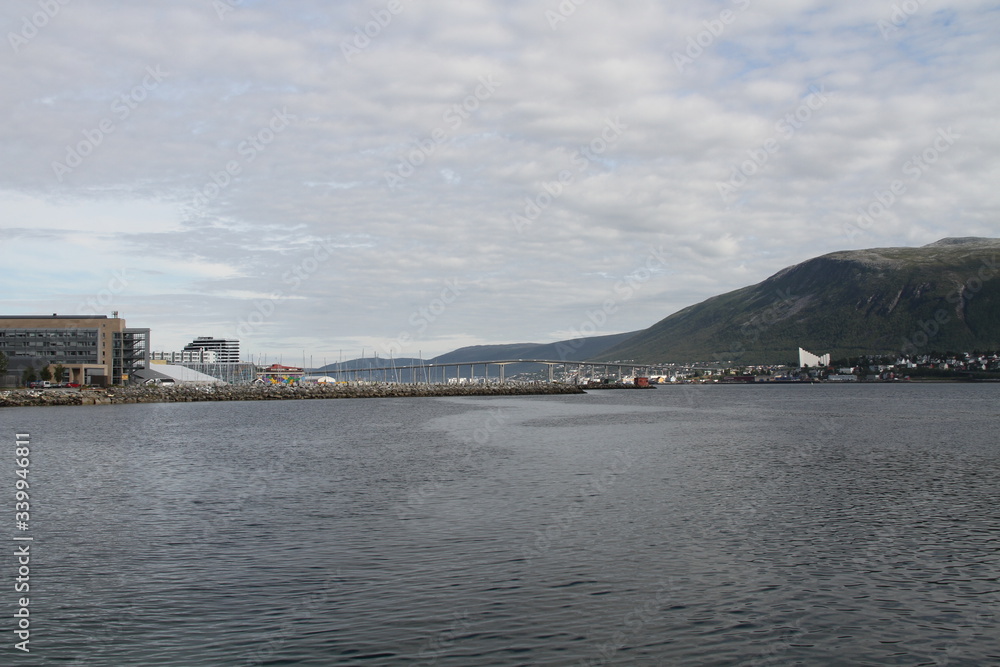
[
  {"left": 431, "top": 331, "right": 641, "bottom": 364},
  {"left": 595, "top": 237, "right": 1000, "bottom": 364}
]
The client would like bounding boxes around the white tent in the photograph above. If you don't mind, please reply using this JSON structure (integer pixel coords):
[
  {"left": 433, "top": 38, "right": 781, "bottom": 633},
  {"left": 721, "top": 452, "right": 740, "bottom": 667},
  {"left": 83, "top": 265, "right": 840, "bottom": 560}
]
[
  {"left": 299, "top": 375, "right": 338, "bottom": 384},
  {"left": 134, "top": 364, "right": 226, "bottom": 385}
]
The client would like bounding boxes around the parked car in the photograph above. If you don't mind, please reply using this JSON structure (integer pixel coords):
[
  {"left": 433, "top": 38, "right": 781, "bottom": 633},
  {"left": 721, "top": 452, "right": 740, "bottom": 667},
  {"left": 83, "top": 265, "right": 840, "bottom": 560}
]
[{"left": 27, "top": 381, "right": 51, "bottom": 388}]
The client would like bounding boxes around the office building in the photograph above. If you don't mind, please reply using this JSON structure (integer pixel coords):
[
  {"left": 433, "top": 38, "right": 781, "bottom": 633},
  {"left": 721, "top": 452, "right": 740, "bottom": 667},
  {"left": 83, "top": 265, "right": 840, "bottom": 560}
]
[{"left": 0, "top": 314, "right": 149, "bottom": 386}]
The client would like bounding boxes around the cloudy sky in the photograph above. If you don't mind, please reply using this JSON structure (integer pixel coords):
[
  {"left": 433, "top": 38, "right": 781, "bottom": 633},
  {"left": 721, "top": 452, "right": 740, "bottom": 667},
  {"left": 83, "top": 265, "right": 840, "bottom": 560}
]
[{"left": 2, "top": 0, "right": 998, "bottom": 361}]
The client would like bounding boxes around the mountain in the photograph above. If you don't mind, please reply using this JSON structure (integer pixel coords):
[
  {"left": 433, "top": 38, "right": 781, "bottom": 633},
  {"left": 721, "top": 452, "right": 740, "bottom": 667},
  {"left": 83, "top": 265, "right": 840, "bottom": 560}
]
[
  {"left": 431, "top": 331, "right": 641, "bottom": 364},
  {"left": 312, "top": 333, "right": 641, "bottom": 381},
  {"left": 317, "top": 357, "right": 425, "bottom": 372},
  {"left": 595, "top": 238, "right": 1000, "bottom": 364}
]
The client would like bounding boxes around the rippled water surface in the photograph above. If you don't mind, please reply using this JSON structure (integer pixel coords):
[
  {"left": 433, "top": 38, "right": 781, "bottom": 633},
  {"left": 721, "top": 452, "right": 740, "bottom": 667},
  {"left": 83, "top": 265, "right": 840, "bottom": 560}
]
[{"left": 5, "top": 383, "right": 1000, "bottom": 665}]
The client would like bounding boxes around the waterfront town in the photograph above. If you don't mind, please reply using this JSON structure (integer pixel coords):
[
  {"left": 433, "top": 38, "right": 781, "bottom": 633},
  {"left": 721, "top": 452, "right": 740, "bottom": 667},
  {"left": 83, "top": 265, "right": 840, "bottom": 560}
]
[{"left": 2, "top": 314, "right": 999, "bottom": 394}]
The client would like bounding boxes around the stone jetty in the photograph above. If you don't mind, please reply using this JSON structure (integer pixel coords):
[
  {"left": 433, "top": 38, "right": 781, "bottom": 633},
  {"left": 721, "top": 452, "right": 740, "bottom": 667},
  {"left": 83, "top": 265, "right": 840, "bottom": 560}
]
[{"left": 0, "top": 382, "right": 586, "bottom": 408}]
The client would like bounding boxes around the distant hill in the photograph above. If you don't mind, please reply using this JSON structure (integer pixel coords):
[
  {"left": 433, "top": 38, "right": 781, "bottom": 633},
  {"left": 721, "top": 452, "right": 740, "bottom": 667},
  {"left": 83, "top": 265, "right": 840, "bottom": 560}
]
[
  {"left": 431, "top": 331, "right": 641, "bottom": 364},
  {"left": 317, "top": 357, "right": 424, "bottom": 372},
  {"left": 313, "top": 332, "right": 641, "bottom": 381},
  {"left": 595, "top": 238, "right": 1000, "bottom": 364}
]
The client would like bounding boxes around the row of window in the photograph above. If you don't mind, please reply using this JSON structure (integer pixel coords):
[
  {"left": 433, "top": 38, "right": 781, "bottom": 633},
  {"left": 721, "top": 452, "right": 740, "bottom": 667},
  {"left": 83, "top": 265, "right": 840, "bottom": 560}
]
[
  {"left": 0, "top": 341, "right": 97, "bottom": 348},
  {"left": 0, "top": 330, "right": 99, "bottom": 338},
  {"left": 8, "top": 350, "right": 99, "bottom": 360}
]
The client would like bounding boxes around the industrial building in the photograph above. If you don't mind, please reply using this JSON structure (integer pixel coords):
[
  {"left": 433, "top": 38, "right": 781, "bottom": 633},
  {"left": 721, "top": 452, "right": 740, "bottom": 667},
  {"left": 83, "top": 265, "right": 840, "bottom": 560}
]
[{"left": 0, "top": 314, "right": 150, "bottom": 386}]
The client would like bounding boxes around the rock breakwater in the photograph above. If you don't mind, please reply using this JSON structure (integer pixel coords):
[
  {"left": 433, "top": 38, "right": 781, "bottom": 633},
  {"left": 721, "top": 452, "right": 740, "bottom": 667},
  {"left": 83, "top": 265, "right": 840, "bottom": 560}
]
[{"left": 0, "top": 382, "right": 585, "bottom": 408}]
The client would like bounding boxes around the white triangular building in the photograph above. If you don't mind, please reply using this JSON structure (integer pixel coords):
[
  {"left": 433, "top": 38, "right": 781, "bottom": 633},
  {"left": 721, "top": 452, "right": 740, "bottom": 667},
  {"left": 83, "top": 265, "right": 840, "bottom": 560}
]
[{"left": 799, "top": 347, "right": 830, "bottom": 367}]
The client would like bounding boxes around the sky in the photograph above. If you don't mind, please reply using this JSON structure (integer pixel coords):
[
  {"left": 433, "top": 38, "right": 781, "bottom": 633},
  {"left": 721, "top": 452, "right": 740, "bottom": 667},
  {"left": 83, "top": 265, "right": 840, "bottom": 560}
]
[{"left": 2, "top": 0, "right": 998, "bottom": 362}]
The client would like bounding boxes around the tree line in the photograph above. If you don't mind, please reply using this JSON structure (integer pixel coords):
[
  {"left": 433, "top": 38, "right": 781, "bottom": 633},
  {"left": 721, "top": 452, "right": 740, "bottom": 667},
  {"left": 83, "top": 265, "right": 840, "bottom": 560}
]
[{"left": 0, "top": 352, "right": 68, "bottom": 386}]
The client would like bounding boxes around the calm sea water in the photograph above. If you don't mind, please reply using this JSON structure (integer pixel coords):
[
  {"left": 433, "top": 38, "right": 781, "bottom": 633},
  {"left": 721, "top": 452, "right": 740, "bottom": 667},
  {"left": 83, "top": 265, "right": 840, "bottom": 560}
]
[{"left": 3, "top": 384, "right": 1000, "bottom": 665}]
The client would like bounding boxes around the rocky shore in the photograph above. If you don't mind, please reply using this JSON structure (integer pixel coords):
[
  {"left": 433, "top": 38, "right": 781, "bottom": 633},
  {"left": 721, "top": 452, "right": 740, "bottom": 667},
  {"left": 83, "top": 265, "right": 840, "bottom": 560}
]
[{"left": 0, "top": 382, "right": 586, "bottom": 408}]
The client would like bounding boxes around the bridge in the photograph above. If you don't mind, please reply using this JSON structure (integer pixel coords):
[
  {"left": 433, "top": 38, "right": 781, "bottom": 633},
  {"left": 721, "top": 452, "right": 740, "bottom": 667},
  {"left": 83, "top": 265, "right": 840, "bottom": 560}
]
[{"left": 321, "top": 359, "right": 661, "bottom": 384}]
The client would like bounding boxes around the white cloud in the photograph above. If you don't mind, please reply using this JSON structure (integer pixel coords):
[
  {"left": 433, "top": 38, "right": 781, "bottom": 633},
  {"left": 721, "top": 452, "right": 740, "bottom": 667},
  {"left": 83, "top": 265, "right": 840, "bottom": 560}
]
[{"left": 1, "top": 0, "right": 998, "bottom": 358}]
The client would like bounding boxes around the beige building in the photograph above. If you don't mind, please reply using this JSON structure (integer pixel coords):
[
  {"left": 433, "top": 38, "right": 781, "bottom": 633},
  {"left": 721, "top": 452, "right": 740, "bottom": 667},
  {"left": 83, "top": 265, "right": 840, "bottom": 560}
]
[{"left": 0, "top": 314, "right": 150, "bottom": 386}]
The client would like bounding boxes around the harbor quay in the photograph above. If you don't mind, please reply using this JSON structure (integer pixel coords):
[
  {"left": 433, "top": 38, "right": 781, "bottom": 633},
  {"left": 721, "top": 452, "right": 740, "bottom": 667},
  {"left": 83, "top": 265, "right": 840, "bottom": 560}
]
[{"left": 0, "top": 382, "right": 585, "bottom": 408}]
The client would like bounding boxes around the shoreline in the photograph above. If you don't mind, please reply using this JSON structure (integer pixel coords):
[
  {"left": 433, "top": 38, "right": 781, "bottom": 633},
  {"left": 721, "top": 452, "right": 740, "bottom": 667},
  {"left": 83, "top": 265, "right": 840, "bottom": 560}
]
[
  {"left": 3, "top": 377, "right": 997, "bottom": 408},
  {"left": 0, "top": 382, "right": 585, "bottom": 408}
]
